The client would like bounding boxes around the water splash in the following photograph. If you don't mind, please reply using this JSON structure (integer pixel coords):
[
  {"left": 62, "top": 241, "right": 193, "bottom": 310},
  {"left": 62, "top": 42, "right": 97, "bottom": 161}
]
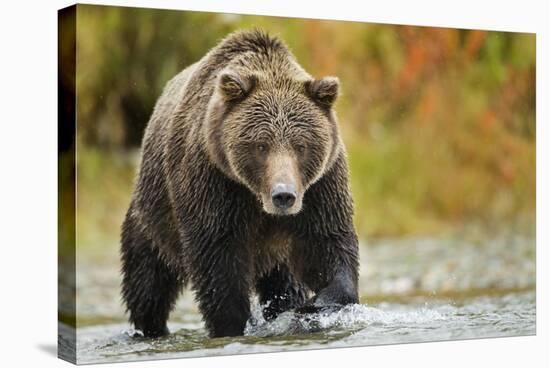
[
  {"left": 72, "top": 291, "right": 535, "bottom": 364},
  {"left": 245, "top": 303, "right": 449, "bottom": 337}
]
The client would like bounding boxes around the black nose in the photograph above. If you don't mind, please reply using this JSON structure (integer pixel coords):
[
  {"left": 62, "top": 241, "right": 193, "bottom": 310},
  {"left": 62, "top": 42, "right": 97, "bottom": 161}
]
[{"left": 271, "top": 183, "right": 297, "bottom": 209}]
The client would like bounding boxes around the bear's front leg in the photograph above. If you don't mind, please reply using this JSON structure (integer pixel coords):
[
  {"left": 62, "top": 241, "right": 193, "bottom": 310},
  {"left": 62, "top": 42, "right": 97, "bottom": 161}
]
[
  {"left": 309, "top": 268, "right": 358, "bottom": 310},
  {"left": 121, "top": 215, "right": 183, "bottom": 338},
  {"left": 296, "top": 233, "right": 359, "bottom": 314},
  {"left": 189, "top": 238, "right": 252, "bottom": 338}
]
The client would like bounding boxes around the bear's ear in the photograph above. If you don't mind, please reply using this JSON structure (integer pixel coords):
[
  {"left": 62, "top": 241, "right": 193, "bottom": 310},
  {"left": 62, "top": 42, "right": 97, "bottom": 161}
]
[
  {"left": 305, "top": 77, "right": 340, "bottom": 108},
  {"left": 217, "top": 71, "right": 257, "bottom": 102}
]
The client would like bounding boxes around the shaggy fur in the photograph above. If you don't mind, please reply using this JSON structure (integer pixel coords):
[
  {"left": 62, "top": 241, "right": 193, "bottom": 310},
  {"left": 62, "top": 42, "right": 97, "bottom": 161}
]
[{"left": 121, "top": 30, "right": 359, "bottom": 338}]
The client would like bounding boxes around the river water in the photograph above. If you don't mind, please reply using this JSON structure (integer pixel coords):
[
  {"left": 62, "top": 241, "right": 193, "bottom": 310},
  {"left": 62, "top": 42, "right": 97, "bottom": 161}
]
[{"left": 62, "top": 233, "right": 536, "bottom": 364}]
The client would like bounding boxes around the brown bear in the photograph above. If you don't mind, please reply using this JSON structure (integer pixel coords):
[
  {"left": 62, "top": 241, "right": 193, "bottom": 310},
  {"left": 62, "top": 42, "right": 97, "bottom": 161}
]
[{"left": 120, "top": 29, "right": 359, "bottom": 338}]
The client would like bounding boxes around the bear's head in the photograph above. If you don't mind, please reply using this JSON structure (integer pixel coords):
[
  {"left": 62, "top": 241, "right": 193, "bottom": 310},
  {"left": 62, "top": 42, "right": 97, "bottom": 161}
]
[{"left": 204, "top": 67, "right": 341, "bottom": 216}]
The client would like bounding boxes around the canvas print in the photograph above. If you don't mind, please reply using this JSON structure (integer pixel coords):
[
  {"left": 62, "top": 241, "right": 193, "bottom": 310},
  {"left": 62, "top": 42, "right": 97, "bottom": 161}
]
[{"left": 58, "top": 4, "right": 536, "bottom": 364}]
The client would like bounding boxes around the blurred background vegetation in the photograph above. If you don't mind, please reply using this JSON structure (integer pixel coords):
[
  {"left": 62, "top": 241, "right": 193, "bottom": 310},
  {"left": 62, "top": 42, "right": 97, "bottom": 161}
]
[{"left": 72, "top": 5, "right": 535, "bottom": 249}]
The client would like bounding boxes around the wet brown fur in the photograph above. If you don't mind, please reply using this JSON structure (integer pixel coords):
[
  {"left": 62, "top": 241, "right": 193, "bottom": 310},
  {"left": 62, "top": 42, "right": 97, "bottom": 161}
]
[{"left": 120, "top": 30, "right": 359, "bottom": 338}]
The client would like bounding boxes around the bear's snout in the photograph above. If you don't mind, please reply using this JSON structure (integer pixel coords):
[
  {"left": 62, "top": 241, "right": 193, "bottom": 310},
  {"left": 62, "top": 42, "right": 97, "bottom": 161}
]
[
  {"left": 261, "top": 152, "right": 303, "bottom": 215},
  {"left": 271, "top": 183, "right": 297, "bottom": 209}
]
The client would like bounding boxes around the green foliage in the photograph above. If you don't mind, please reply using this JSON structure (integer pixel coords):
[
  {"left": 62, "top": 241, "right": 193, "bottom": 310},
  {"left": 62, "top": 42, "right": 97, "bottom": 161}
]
[
  {"left": 76, "top": 5, "right": 233, "bottom": 147},
  {"left": 74, "top": 5, "right": 535, "bottom": 242},
  {"left": 76, "top": 147, "right": 135, "bottom": 250}
]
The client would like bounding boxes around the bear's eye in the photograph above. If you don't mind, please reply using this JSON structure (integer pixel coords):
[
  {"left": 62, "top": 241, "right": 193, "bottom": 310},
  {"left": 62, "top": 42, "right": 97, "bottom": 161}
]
[
  {"left": 256, "top": 143, "right": 268, "bottom": 153},
  {"left": 296, "top": 145, "right": 307, "bottom": 154}
]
